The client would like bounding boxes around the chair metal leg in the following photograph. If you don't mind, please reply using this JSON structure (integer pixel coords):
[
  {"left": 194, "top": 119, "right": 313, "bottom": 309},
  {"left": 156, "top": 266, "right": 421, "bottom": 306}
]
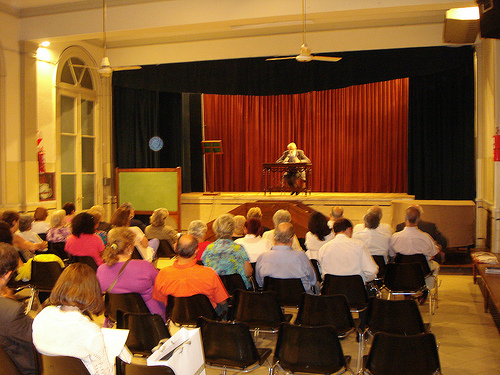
[{"left": 356, "top": 329, "right": 363, "bottom": 374}]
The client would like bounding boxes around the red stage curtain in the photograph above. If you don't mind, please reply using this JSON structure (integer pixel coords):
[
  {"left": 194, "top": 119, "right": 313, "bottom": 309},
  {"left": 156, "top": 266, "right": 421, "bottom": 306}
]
[{"left": 203, "top": 78, "right": 408, "bottom": 193}]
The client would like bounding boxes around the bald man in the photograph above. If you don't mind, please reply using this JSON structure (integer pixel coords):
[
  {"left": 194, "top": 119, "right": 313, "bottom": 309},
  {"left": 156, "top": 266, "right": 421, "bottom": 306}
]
[{"left": 276, "top": 142, "right": 311, "bottom": 195}]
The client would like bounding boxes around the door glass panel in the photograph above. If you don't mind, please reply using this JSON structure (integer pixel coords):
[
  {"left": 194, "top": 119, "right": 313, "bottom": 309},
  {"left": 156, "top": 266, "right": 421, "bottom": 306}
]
[
  {"left": 60, "top": 96, "right": 75, "bottom": 134},
  {"left": 61, "top": 174, "right": 76, "bottom": 205},
  {"left": 82, "top": 174, "right": 95, "bottom": 210},
  {"left": 81, "top": 137, "right": 95, "bottom": 173},
  {"left": 61, "top": 135, "right": 76, "bottom": 173},
  {"left": 81, "top": 100, "right": 94, "bottom": 136}
]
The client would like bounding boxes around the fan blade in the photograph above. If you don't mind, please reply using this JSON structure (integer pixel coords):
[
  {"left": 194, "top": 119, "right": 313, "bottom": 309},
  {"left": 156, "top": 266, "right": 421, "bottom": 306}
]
[
  {"left": 311, "top": 55, "right": 342, "bottom": 62},
  {"left": 266, "top": 56, "right": 297, "bottom": 61},
  {"left": 113, "top": 66, "right": 142, "bottom": 71}
]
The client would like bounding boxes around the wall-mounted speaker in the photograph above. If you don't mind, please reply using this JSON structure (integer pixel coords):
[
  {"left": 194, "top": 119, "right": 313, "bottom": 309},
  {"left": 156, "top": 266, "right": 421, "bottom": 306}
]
[{"left": 476, "top": 0, "right": 500, "bottom": 38}]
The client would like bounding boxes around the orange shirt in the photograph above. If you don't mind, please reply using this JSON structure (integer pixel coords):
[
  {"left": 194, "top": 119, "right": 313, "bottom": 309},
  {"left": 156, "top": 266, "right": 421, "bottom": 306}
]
[{"left": 153, "top": 258, "right": 229, "bottom": 307}]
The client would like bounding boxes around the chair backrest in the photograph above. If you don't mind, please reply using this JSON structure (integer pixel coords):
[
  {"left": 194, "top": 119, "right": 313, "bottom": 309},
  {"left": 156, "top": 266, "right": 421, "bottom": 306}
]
[
  {"left": 166, "top": 294, "right": 218, "bottom": 325},
  {"left": 156, "top": 240, "right": 176, "bottom": 258},
  {"left": 38, "top": 233, "right": 47, "bottom": 241},
  {"left": 232, "top": 289, "right": 288, "bottom": 331},
  {"left": 104, "top": 292, "right": 150, "bottom": 325},
  {"left": 116, "top": 358, "right": 175, "bottom": 375},
  {"left": 394, "top": 253, "right": 432, "bottom": 276},
  {"left": 47, "top": 241, "right": 68, "bottom": 260},
  {"left": 295, "top": 293, "right": 355, "bottom": 338},
  {"left": 41, "top": 354, "right": 91, "bottom": 375},
  {"left": 371, "top": 255, "right": 387, "bottom": 279},
  {"left": 131, "top": 247, "right": 143, "bottom": 260},
  {"left": 274, "top": 323, "right": 348, "bottom": 374},
  {"left": 263, "top": 277, "right": 305, "bottom": 307},
  {"left": 310, "top": 259, "right": 323, "bottom": 283},
  {"left": 384, "top": 263, "right": 426, "bottom": 293},
  {"left": 320, "top": 274, "right": 369, "bottom": 311},
  {"left": 118, "top": 312, "right": 170, "bottom": 355},
  {"left": 31, "top": 260, "right": 64, "bottom": 291},
  {"left": 219, "top": 273, "right": 248, "bottom": 296},
  {"left": 0, "top": 345, "right": 24, "bottom": 375},
  {"left": 365, "top": 332, "right": 441, "bottom": 375},
  {"left": 68, "top": 255, "right": 98, "bottom": 272},
  {"left": 363, "top": 297, "right": 426, "bottom": 336},
  {"left": 197, "top": 317, "right": 262, "bottom": 368}
]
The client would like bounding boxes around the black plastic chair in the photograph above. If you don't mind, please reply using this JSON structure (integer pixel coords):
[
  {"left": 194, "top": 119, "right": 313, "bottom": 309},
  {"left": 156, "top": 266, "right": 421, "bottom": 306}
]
[
  {"left": 131, "top": 247, "right": 144, "bottom": 260},
  {"left": 116, "top": 358, "right": 175, "bottom": 375},
  {"left": 321, "top": 274, "right": 369, "bottom": 313},
  {"left": 30, "top": 259, "right": 64, "bottom": 305},
  {"left": 0, "top": 345, "right": 24, "bottom": 375},
  {"left": 197, "top": 317, "right": 272, "bottom": 374},
  {"left": 295, "top": 293, "right": 356, "bottom": 339},
  {"left": 310, "top": 258, "right": 323, "bottom": 283},
  {"left": 232, "top": 289, "right": 292, "bottom": 333},
  {"left": 394, "top": 253, "right": 432, "bottom": 276},
  {"left": 104, "top": 292, "right": 150, "bottom": 326},
  {"left": 371, "top": 255, "right": 387, "bottom": 287},
  {"left": 274, "top": 323, "right": 354, "bottom": 374},
  {"left": 156, "top": 240, "right": 176, "bottom": 258},
  {"left": 47, "top": 241, "right": 68, "bottom": 260},
  {"left": 41, "top": 354, "right": 90, "bottom": 375},
  {"left": 68, "top": 255, "right": 98, "bottom": 272},
  {"left": 166, "top": 294, "right": 218, "bottom": 326},
  {"left": 263, "top": 276, "right": 306, "bottom": 307},
  {"left": 219, "top": 273, "right": 248, "bottom": 296},
  {"left": 38, "top": 233, "right": 47, "bottom": 241},
  {"left": 362, "top": 332, "right": 442, "bottom": 375},
  {"left": 384, "top": 262, "right": 427, "bottom": 298},
  {"left": 117, "top": 312, "right": 170, "bottom": 356}
]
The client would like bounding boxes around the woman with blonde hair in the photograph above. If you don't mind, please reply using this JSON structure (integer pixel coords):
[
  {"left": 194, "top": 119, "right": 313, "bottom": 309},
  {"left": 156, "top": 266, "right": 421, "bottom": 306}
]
[
  {"left": 145, "top": 208, "right": 178, "bottom": 247},
  {"left": 33, "top": 263, "right": 114, "bottom": 375},
  {"left": 96, "top": 227, "right": 165, "bottom": 320},
  {"left": 46, "top": 209, "right": 71, "bottom": 244}
]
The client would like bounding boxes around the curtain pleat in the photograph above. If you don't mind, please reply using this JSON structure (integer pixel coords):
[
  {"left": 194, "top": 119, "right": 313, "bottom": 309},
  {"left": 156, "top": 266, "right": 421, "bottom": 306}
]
[{"left": 204, "top": 79, "right": 408, "bottom": 193}]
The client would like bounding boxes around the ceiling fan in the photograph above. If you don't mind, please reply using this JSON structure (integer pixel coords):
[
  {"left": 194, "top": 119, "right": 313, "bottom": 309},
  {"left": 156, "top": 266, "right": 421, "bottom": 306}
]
[{"left": 266, "top": 0, "right": 341, "bottom": 63}]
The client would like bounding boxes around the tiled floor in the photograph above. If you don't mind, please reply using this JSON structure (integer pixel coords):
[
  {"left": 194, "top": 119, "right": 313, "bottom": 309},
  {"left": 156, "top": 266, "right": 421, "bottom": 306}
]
[{"left": 204, "top": 274, "right": 500, "bottom": 375}]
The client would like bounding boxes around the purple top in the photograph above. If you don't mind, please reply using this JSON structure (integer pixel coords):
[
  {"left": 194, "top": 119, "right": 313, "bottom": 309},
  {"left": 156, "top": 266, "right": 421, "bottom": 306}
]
[{"left": 96, "top": 260, "right": 165, "bottom": 321}]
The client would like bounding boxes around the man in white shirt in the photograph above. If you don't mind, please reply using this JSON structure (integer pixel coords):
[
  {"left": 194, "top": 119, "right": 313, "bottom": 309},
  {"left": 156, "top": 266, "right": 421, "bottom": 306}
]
[
  {"left": 319, "top": 218, "right": 378, "bottom": 284},
  {"left": 262, "top": 209, "right": 302, "bottom": 251},
  {"left": 352, "top": 205, "right": 392, "bottom": 236},
  {"left": 389, "top": 206, "right": 440, "bottom": 291},
  {"left": 352, "top": 211, "right": 391, "bottom": 261},
  {"left": 327, "top": 206, "right": 344, "bottom": 229},
  {"left": 235, "top": 218, "right": 272, "bottom": 262}
]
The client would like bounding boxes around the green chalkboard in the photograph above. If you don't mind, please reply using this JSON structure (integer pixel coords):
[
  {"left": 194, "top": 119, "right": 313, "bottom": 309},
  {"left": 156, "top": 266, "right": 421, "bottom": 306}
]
[{"left": 116, "top": 168, "right": 181, "bottom": 228}]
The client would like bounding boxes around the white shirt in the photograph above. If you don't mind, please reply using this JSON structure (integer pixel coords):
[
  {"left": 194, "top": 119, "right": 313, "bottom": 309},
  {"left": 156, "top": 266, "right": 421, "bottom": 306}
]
[
  {"left": 31, "top": 221, "right": 50, "bottom": 234},
  {"left": 389, "top": 226, "right": 439, "bottom": 260},
  {"left": 304, "top": 231, "right": 334, "bottom": 260},
  {"left": 353, "top": 222, "right": 393, "bottom": 236},
  {"left": 234, "top": 234, "right": 272, "bottom": 262},
  {"left": 129, "top": 226, "right": 154, "bottom": 262},
  {"left": 18, "top": 230, "right": 43, "bottom": 244},
  {"left": 318, "top": 233, "right": 378, "bottom": 283},
  {"left": 262, "top": 229, "right": 302, "bottom": 251},
  {"left": 352, "top": 227, "right": 391, "bottom": 259},
  {"left": 33, "top": 306, "right": 113, "bottom": 375}
]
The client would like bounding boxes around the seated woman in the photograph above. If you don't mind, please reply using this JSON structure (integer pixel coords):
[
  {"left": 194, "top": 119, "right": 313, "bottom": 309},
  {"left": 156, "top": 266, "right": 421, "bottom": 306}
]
[
  {"left": 97, "top": 227, "right": 165, "bottom": 321},
  {"left": 18, "top": 214, "right": 43, "bottom": 244},
  {"left": 31, "top": 207, "right": 50, "bottom": 235},
  {"left": 231, "top": 215, "right": 246, "bottom": 241},
  {"left": 305, "top": 211, "right": 334, "bottom": 261},
  {"left": 1, "top": 211, "right": 47, "bottom": 262},
  {"left": 33, "top": 263, "right": 114, "bottom": 375},
  {"left": 144, "top": 208, "right": 178, "bottom": 247},
  {"left": 89, "top": 205, "right": 112, "bottom": 233},
  {"left": 65, "top": 212, "right": 105, "bottom": 266},
  {"left": 87, "top": 209, "right": 107, "bottom": 245},
  {"left": 62, "top": 202, "right": 76, "bottom": 225},
  {"left": 201, "top": 214, "right": 252, "bottom": 289},
  {"left": 46, "top": 209, "right": 71, "bottom": 244},
  {"left": 111, "top": 208, "right": 158, "bottom": 262},
  {"left": 234, "top": 218, "right": 272, "bottom": 263},
  {"left": 188, "top": 220, "right": 210, "bottom": 261}
]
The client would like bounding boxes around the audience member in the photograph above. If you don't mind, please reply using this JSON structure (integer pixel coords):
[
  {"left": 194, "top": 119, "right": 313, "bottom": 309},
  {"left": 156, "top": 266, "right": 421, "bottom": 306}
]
[
  {"left": 88, "top": 210, "right": 107, "bottom": 245},
  {"left": 318, "top": 218, "right": 378, "bottom": 283},
  {"left": 234, "top": 218, "right": 272, "bottom": 262},
  {"left": 246, "top": 206, "right": 269, "bottom": 234},
  {"left": 1, "top": 211, "right": 47, "bottom": 261},
  {"left": 352, "top": 211, "right": 391, "bottom": 262},
  {"left": 33, "top": 263, "right": 113, "bottom": 375},
  {"left": 97, "top": 227, "right": 165, "bottom": 321},
  {"left": 305, "top": 211, "right": 334, "bottom": 261},
  {"left": 275, "top": 142, "right": 311, "bottom": 194},
  {"left": 232, "top": 215, "right": 246, "bottom": 240},
  {"left": 62, "top": 202, "right": 76, "bottom": 225},
  {"left": 201, "top": 214, "right": 252, "bottom": 289},
  {"left": 65, "top": 212, "right": 105, "bottom": 266},
  {"left": 119, "top": 202, "right": 146, "bottom": 232},
  {"left": 256, "top": 222, "right": 317, "bottom": 293},
  {"left": 327, "top": 206, "right": 344, "bottom": 229},
  {"left": 89, "top": 205, "right": 112, "bottom": 233},
  {"left": 0, "top": 243, "right": 37, "bottom": 375},
  {"left": 18, "top": 215, "right": 43, "bottom": 244},
  {"left": 145, "top": 208, "right": 178, "bottom": 247},
  {"left": 31, "top": 207, "right": 50, "bottom": 235},
  {"left": 111, "top": 207, "right": 158, "bottom": 262},
  {"left": 153, "top": 234, "right": 229, "bottom": 316},
  {"left": 262, "top": 209, "right": 302, "bottom": 251},
  {"left": 0, "top": 221, "right": 13, "bottom": 245},
  {"left": 390, "top": 206, "right": 440, "bottom": 291},
  {"left": 188, "top": 220, "right": 210, "bottom": 261},
  {"left": 46, "top": 209, "right": 71, "bottom": 245},
  {"left": 353, "top": 205, "right": 393, "bottom": 236}
]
